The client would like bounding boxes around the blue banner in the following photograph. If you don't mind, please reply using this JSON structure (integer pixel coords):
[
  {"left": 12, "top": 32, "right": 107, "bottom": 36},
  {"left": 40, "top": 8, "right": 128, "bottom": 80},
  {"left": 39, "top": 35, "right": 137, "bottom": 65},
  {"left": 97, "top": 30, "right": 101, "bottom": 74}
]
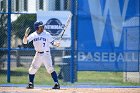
[{"left": 77, "top": 0, "right": 140, "bottom": 71}]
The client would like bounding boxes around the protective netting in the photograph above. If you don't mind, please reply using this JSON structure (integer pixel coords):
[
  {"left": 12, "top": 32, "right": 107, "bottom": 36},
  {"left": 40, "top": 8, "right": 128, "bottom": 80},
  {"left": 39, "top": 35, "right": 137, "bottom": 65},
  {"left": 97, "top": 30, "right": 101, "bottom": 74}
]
[
  {"left": 0, "top": 0, "right": 140, "bottom": 86},
  {"left": 0, "top": 0, "right": 73, "bottom": 84}
]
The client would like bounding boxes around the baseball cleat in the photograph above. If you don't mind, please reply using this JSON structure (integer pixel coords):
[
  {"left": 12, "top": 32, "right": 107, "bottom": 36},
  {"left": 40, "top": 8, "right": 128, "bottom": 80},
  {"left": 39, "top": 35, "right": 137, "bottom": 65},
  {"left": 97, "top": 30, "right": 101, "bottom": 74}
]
[
  {"left": 52, "top": 83, "right": 60, "bottom": 89},
  {"left": 26, "top": 82, "right": 34, "bottom": 89}
]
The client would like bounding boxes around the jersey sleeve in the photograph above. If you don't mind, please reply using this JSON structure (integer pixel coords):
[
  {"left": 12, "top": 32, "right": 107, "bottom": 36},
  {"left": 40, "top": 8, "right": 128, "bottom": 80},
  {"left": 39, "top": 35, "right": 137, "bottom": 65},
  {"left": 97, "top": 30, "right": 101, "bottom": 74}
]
[{"left": 27, "top": 33, "right": 34, "bottom": 43}]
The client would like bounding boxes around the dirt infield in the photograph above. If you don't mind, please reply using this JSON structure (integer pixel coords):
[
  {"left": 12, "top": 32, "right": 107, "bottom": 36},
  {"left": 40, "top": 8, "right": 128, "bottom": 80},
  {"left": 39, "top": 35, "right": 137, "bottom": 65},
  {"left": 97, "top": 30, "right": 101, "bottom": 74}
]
[{"left": 0, "top": 87, "right": 140, "bottom": 93}]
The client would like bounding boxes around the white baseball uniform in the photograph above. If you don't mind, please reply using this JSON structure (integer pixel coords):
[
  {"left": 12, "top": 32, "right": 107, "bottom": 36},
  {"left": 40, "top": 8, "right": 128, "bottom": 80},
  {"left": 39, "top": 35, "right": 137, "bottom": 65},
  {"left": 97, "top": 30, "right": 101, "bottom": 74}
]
[{"left": 27, "top": 30, "right": 55, "bottom": 74}]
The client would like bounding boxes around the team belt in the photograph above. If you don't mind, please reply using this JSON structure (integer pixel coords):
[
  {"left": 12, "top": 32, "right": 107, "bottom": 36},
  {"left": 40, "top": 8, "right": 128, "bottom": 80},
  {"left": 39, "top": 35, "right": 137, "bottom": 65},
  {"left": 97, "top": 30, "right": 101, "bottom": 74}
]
[{"left": 37, "top": 51, "right": 49, "bottom": 54}]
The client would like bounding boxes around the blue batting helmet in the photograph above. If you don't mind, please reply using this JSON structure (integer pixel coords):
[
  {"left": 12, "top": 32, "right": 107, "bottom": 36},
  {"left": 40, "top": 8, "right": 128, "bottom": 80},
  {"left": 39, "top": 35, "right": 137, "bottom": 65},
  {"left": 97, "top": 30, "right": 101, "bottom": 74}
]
[{"left": 34, "top": 21, "right": 44, "bottom": 30}]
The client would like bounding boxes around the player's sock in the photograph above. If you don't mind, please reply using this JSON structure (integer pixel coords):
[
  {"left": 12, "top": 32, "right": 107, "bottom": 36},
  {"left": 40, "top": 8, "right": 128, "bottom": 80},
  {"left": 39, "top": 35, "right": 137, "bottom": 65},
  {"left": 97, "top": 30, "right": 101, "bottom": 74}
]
[
  {"left": 51, "top": 71, "right": 59, "bottom": 83},
  {"left": 29, "top": 74, "right": 35, "bottom": 83}
]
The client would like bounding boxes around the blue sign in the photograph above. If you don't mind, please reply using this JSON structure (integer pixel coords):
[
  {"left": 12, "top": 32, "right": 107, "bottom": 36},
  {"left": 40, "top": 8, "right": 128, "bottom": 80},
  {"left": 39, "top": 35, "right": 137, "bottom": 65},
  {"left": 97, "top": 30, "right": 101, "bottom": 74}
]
[
  {"left": 45, "top": 18, "right": 65, "bottom": 36},
  {"left": 77, "top": 0, "right": 140, "bottom": 71}
]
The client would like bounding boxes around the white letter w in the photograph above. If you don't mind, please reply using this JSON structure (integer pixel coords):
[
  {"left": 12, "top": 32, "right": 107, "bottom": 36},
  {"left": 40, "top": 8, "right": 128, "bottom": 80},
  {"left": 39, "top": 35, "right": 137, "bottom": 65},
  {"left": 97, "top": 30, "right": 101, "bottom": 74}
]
[{"left": 88, "top": 0, "right": 129, "bottom": 47}]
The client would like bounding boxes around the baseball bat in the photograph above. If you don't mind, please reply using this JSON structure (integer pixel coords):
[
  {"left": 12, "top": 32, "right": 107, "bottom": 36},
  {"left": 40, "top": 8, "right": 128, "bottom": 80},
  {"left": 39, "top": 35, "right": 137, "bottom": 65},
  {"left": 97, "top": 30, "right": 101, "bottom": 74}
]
[{"left": 59, "top": 13, "right": 72, "bottom": 40}]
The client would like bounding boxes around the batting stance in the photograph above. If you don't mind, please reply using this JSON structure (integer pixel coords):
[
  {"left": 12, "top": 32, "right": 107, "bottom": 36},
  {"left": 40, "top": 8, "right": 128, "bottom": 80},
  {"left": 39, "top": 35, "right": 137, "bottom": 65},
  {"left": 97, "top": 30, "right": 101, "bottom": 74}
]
[{"left": 23, "top": 21, "right": 60, "bottom": 89}]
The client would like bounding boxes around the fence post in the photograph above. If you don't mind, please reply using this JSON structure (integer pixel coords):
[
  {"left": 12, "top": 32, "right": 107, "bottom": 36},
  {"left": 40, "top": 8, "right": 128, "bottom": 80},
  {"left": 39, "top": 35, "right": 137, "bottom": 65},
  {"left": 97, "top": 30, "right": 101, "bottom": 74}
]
[
  {"left": 70, "top": 0, "right": 76, "bottom": 83},
  {"left": 138, "top": 26, "right": 140, "bottom": 83},
  {"left": 7, "top": 0, "right": 11, "bottom": 83}
]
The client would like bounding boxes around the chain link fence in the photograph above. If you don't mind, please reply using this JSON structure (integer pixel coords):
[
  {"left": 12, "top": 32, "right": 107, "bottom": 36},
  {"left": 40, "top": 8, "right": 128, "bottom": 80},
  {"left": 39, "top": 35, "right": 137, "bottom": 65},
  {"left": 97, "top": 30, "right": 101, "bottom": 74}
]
[
  {"left": 0, "top": 0, "right": 140, "bottom": 86},
  {"left": 0, "top": 0, "right": 8, "bottom": 83},
  {"left": 0, "top": 0, "right": 75, "bottom": 84}
]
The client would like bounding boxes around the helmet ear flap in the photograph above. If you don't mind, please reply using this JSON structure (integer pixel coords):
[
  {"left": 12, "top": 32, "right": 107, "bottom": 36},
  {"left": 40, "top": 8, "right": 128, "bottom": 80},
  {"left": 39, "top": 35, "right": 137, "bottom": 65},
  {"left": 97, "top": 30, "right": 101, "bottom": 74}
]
[
  {"left": 34, "top": 21, "right": 39, "bottom": 30},
  {"left": 35, "top": 26, "right": 38, "bottom": 30}
]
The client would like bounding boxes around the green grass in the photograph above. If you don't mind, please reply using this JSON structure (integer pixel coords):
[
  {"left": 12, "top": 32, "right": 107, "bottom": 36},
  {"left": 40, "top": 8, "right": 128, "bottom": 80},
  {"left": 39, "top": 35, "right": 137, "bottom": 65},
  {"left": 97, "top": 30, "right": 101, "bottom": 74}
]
[
  {"left": 0, "top": 66, "right": 140, "bottom": 86},
  {"left": 77, "top": 71, "right": 140, "bottom": 86},
  {"left": 0, "top": 66, "right": 68, "bottom": 85},
  {"left": 78, "top": 71, "right": 123, "bottom": 83}
]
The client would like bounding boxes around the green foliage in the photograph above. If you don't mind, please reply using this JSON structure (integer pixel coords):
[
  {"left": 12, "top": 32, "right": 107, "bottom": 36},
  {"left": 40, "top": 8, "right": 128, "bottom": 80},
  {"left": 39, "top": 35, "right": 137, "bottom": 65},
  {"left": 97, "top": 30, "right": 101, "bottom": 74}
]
[
  {"left": 12, "top": 14, "right": 36, "bottom": 39},
  {"left": 0, "top": 14, "right": 7, "bottom": 49},
  {"left": 0, "top": 13, "right": 7, "bottom": 69},
  {"left": 11, "top": 14, "right": 36, "bottom": 48}
]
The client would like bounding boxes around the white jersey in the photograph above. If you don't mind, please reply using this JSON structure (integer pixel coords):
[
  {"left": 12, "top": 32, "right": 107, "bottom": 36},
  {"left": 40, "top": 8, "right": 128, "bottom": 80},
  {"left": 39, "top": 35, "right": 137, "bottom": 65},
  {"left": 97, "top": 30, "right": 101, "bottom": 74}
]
[{"left": 27, "top": 30, "right": 54, "bottom": 52}]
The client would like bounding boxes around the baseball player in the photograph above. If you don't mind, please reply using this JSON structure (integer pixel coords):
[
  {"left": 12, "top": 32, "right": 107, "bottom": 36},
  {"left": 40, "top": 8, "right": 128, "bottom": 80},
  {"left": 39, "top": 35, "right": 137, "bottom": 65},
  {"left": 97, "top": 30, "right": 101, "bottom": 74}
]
[{"left": 23, "top": 21, "right": 60, "bottom": 89}]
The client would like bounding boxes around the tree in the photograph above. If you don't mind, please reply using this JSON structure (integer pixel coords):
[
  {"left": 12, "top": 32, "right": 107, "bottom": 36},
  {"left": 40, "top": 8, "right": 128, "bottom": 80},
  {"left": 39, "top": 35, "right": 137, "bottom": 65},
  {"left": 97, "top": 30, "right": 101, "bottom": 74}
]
[
  {"left": 12, "top": 14, "right": 36, "bottom": 48},
  {"left": 0, "top": 0, "right": 7, "bottom": 69},
  {"left": 0, "top": 10, "right": 7, "bottom": 69}
]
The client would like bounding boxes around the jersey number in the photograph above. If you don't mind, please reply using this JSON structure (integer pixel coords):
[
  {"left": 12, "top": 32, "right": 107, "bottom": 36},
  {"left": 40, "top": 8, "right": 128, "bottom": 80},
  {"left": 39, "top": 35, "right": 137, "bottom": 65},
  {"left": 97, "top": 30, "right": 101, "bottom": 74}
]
[{"left": 43, "top": 43, "right": 45, "bottom": 47}]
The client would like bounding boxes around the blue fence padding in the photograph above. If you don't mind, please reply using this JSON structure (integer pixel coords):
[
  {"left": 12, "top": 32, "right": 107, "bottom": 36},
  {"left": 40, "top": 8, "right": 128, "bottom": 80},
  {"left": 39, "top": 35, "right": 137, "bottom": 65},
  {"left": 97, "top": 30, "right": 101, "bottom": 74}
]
[
  {"left": 78, "top": 61, "right": 139, "bottom": 72},
  {"left": 77, "top": 0, "right": 140, "bottom": 72}
]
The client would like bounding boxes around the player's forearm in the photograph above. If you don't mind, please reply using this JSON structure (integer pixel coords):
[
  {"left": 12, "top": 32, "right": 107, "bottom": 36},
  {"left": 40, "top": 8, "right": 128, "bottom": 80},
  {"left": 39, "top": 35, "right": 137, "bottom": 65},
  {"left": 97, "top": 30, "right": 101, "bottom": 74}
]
[{"left": 23, "top": 35, "right": 28, "bottom": 44}]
